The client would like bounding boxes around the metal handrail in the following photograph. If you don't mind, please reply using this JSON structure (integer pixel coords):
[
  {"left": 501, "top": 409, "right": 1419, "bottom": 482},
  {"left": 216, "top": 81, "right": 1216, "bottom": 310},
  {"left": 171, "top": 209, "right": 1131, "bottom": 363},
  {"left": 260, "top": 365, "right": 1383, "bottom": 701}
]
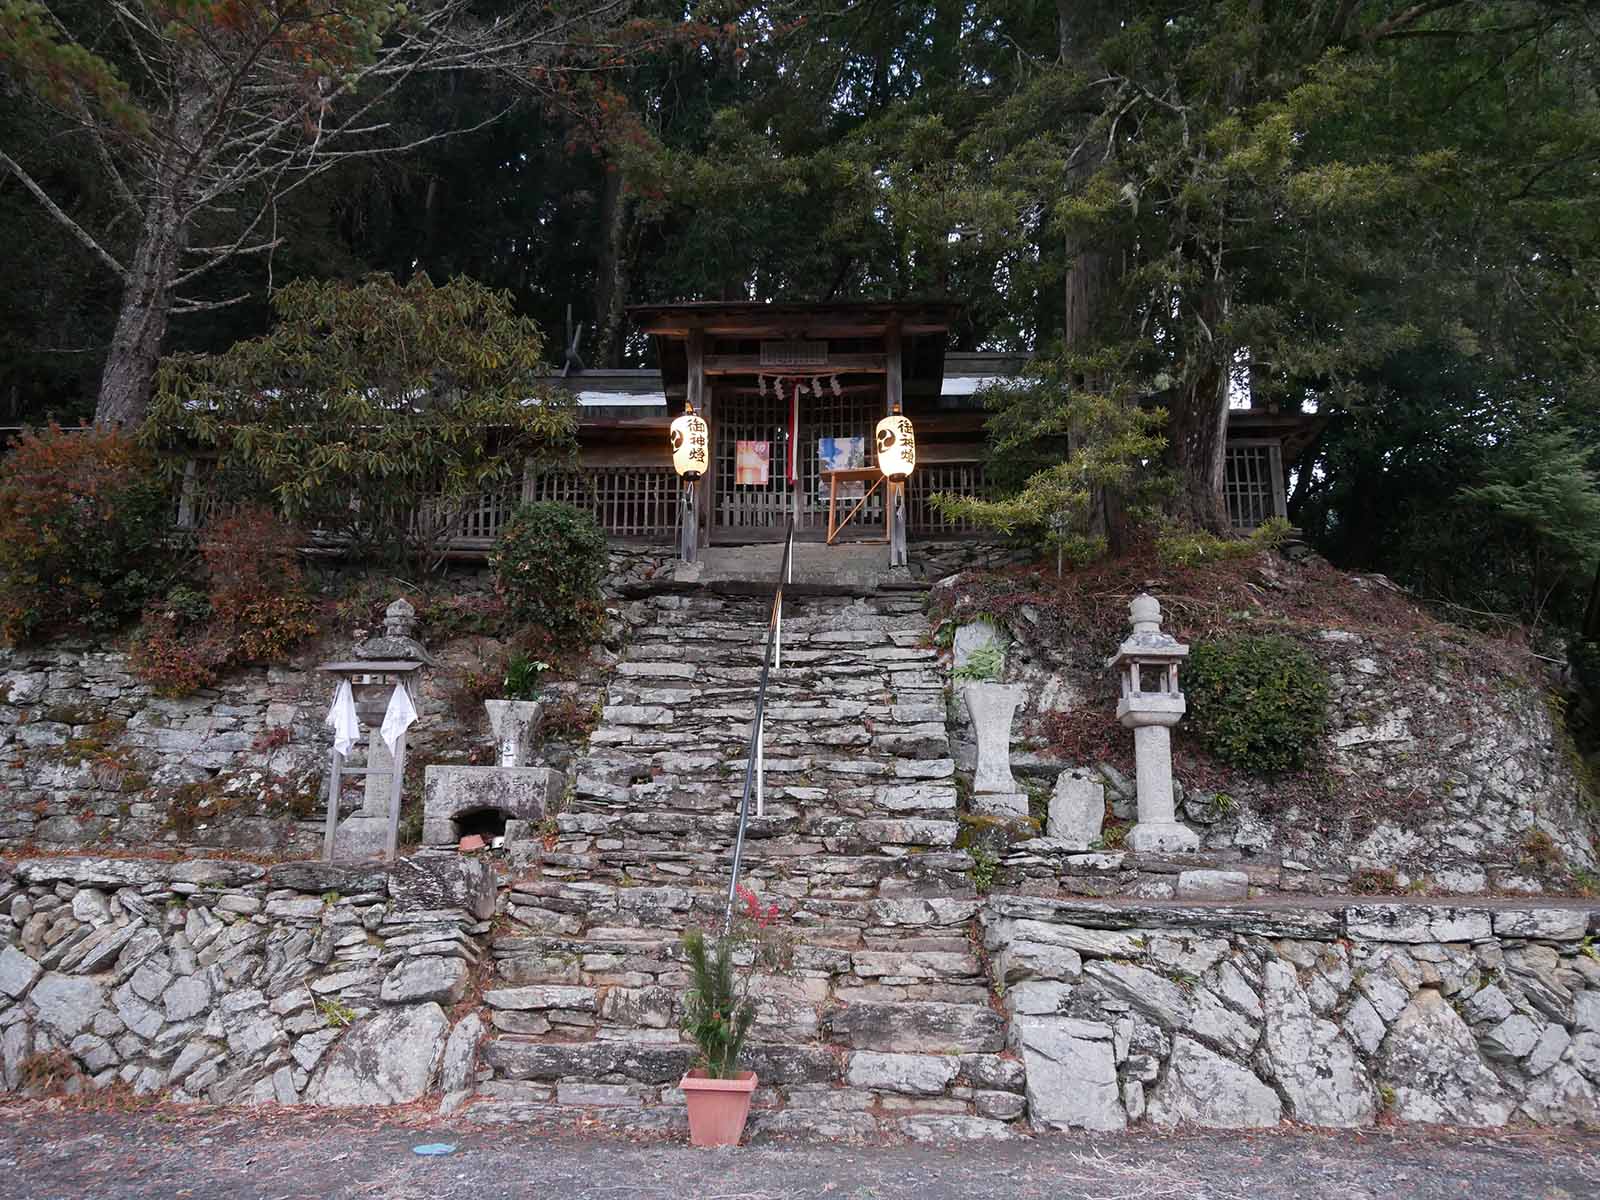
[{"left": 721, "top": 519, "right": 796, "bottom": 935}]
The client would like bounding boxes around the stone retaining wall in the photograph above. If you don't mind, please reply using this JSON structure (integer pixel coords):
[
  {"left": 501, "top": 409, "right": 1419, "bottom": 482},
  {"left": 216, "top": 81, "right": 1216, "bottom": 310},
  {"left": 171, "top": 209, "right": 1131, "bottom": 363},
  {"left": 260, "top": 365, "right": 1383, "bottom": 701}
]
[
  {"left": 0, "top": 550, "right": 658, "bottom": 855},
  {"left": 961, "top": 563, "right": 1600, "bottom": 892},
  {"left": 0, "top": 854, "right": 492, "bottom": 1109},
  {"left": 7, "top": 856, "right": 1600, "bottom": 1135},
  {"left": 985, "top": 894, "right": 1600, "bottom": 1130}
]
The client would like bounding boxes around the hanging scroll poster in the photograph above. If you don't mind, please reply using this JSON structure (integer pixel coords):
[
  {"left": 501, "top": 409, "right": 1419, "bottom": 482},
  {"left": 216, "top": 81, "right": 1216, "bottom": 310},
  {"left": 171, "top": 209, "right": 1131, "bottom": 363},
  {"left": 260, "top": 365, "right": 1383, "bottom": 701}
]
[
  {"left": 818, "top": 436, "right": 866, "bottom": 501},
  {"left": 735, "top": 440, "right": 771, "bottom": 486}
]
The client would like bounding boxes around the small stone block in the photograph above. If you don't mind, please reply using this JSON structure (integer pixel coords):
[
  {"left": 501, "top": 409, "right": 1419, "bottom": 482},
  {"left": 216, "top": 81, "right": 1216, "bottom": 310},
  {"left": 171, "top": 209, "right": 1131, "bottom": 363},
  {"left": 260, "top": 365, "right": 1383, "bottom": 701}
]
[
  {"left": 1175, "top": 869, "right": 1248, "bottom": 901},
  {"left": 970, "top": 792, "right": 1028, "bottom": 819},
  {"left": 1126, "top": 822, "right": 1200, "bottom": 854},
  {"left": 1048, "top": 768, "right": 1105, "bottom": 844}
]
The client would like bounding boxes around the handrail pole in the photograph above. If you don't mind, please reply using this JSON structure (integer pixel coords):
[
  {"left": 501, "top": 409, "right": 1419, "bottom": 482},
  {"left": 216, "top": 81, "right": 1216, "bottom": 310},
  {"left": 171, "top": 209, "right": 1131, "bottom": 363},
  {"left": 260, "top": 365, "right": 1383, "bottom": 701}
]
[{"left": 722, "top": 521, "right": 795, "bottom": 936}]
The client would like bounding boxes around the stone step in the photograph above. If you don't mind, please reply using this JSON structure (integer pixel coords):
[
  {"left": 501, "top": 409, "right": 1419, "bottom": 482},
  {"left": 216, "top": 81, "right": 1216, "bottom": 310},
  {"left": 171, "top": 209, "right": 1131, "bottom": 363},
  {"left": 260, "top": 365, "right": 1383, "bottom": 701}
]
[
  {"left": 610, "top": 666, "right": 943, "bottom": 693},
  {"left": 574, "top": 753, "right": 956, "bottom": 787},
  {"left": 478, "top": 995, "right": 1012, "bottom": 1075},
  {"left": 552, "top": 812, "right": 964, "bottom": 854},
  {"left": 481, "top": 1037, "right": 838, "bottom": 1088},
  {"left": 496, "top": 889, "right": 982, "bottom": 941},
  {"left": 562, "top": 780, "right": 960, "bottom": 823},
  {"left": 534, "top": 847, "right": 974, "bottom": 902},
  {"left": 586, "top": 725, "right": 951, "bottom": 758},
  {"left": 618, "top": 648, "right": 940, "bottom": 674}
]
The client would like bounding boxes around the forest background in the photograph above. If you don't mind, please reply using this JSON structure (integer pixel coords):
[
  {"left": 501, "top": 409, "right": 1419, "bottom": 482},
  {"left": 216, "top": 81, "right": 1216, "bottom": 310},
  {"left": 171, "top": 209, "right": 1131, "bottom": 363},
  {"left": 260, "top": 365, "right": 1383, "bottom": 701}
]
[{"left": 2, "top": 0, "right": 1599, "bottom": 639}]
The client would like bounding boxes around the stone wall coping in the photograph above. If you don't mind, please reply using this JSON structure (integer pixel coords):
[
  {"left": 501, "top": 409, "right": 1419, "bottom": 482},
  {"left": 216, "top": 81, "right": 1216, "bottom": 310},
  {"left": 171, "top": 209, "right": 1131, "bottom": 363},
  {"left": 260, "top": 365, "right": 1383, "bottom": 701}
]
[
  {"left": 984, "top": 892, "right": 1600, "bottom": 941},
  {"left": 2, "top": 855, "right": 491, "bottom": 911}
]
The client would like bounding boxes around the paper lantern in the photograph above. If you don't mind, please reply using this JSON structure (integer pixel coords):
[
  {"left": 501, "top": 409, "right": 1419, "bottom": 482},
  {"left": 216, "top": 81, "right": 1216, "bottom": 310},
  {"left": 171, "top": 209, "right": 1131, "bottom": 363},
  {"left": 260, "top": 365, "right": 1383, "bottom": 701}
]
[
  {"left": 875, "top": 410, "right": 916, "bottom": 482},
  {"left": 670, "top": 404, "right": 709, "bottom": 480}
]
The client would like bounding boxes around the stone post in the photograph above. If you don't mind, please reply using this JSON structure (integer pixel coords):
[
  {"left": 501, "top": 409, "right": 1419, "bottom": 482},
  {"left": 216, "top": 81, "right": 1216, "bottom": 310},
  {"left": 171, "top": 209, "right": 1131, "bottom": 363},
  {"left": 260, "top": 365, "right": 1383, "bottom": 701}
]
[
  {"left": 484, "top": 700, "right": 543, "bottom": 768},
  {"left": 963, "top": 682, "right": 1028, "bottom": 818},
  {"left": 1107, "top": 594, "right": 1199, "bottom": 854}
]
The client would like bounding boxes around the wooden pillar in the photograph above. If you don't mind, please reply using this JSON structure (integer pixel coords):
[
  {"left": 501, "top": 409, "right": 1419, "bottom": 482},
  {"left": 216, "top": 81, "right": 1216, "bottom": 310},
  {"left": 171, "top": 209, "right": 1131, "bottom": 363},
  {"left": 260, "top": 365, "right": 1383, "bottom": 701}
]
[
  {"left": 686, "top": 327, "right": 708, "bottom": 554},
  {"left": 322, "top": 748, "right": 344, "bottom": 862},
  {"left": 885, "top": 321, "right": 908, "bottom": 567}
]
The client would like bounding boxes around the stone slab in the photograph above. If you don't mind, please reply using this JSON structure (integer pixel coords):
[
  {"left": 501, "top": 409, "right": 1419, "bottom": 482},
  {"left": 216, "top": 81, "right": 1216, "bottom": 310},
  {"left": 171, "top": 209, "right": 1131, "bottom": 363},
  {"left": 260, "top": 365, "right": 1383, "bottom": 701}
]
[{"left": 422, "top": 766, "right": 564, "bottom": 847}]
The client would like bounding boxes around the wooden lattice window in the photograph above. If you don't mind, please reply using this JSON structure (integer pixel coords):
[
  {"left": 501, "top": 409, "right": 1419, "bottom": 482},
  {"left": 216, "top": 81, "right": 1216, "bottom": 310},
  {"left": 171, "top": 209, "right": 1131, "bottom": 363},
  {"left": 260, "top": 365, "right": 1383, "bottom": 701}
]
[{"left": 1224, "top": 440, "right": 1286, "bottom": 531}]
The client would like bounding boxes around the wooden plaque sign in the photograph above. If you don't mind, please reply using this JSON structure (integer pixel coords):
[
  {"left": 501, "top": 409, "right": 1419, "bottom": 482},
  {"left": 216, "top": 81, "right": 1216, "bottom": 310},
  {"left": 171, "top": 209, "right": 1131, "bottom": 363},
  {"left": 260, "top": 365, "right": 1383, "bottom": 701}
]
[{"left": 760, "top": 339, "right": 828, "bottom": 368}]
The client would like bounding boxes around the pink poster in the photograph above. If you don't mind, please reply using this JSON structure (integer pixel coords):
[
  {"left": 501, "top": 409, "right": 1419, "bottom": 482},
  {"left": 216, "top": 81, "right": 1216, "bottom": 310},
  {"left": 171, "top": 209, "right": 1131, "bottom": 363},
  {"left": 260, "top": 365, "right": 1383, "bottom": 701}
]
[{"left": 735, "top": 440, "right": 771, "bottom": 486}]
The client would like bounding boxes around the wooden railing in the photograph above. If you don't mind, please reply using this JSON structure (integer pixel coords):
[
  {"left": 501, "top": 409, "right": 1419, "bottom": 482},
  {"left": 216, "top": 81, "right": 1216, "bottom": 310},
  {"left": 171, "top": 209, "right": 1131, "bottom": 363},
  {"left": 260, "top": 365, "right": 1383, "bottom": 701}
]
[
  {"left": 905, "top": 461, "right": 988, "bottom": 535},
  {"left": 171, "top": 458, "right": 987, "bottom": 550},
  {"left": 525, "top": 465, "right": 681, "bottom": 541}
]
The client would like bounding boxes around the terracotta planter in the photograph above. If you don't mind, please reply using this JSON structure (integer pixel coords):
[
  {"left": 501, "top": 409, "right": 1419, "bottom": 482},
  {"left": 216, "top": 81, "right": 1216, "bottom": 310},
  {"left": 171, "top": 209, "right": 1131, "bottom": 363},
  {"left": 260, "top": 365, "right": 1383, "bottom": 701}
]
[{"left": 680, "top": 1070, "right": 758, "bottom": 1147}]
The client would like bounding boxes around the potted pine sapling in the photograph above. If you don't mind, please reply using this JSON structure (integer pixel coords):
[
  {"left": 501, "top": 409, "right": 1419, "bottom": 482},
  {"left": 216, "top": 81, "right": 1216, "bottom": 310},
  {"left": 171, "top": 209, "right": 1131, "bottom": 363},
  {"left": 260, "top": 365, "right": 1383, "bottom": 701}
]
[
  {"left": 678, "top": 885, "right": 786, "bottom": 1147},
  {"left": 678, "top": 926, "right": 758, "bottom": 1146}
]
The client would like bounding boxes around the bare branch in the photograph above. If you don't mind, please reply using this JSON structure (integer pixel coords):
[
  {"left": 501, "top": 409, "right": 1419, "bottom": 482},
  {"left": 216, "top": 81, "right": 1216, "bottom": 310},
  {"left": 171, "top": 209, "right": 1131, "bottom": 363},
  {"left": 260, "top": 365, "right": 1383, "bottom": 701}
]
[
  {"left": 69, "top": 90, "right": 143, "bottom": 217},
  {"left": 0, "top": 148, "right": 127, "bottom": 279},
  {"left": 1365, "top": 1, "right": 1469, "bottom": 42},
  {"left": 170, "top": 291, "right": 252, "bottom": 315}
]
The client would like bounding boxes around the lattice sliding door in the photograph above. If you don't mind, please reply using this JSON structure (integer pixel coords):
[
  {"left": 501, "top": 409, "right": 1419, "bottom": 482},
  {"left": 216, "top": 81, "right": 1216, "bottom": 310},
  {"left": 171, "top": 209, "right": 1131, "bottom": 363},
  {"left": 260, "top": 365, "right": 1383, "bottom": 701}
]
[
  {"left": 712, "top": 386, "right": 884, "bottom": 537},
  {"left": 712, "top": 388, "right": 791, "bottom": 533}
]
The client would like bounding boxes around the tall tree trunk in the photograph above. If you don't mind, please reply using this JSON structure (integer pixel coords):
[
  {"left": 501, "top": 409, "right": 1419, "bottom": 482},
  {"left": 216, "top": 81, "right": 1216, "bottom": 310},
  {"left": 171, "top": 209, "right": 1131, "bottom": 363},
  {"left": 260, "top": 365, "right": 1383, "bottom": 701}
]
[
  {"left": 94, "top": 192, "right": 182, "bottom": 427},
  {"left": 1055, "top": 0, "right": 1131, "bottom": 551},
  {"left": 1167, "top": 369, "right": 1231, "bottom": 531},
  {"left": 589, "top": 163, "right": 633, "bottom": 369},
  {"left": 94, "top": 75, "right": 203, "bottom": 428},
  {"left": 1166, "top": 284, "right": 1232, "bottom": 533}
]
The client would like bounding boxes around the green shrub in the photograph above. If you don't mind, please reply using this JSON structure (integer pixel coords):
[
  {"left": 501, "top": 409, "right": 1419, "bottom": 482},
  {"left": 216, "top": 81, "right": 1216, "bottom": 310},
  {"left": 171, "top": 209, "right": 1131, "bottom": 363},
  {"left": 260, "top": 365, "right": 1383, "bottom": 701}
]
[
  {"left": 1184, "top": 633, "right": 1328, "bottom": 772},
  {"left": 147, "top": 274, "right": 577, "bottom": 572},
  {"left": 490, "top": 502, "right": 607, "bottom": 643},
  {"left": 0, "top": 424, "right": 173, "bottom": 644},
  {"left": 1155, "top": 517, "right": 1293, "bottom": 567},
  {"left": 952, "top": 642, "right": 1006, "bottom": 683}
]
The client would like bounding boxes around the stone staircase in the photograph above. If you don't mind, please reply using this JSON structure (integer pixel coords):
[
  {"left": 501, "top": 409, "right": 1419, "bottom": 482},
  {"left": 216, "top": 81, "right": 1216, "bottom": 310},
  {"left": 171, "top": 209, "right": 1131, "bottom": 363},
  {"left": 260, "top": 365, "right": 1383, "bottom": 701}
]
[{"left": 467, "top": 589, "right": 1027, "bottom": 1140}]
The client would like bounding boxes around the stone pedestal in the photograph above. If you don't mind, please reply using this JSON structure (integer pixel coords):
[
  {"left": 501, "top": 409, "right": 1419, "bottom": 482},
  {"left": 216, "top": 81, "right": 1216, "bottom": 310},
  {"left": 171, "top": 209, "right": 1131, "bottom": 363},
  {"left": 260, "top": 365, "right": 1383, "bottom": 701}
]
[
  {"left": 421, "top": 766, "right": 565, "bottom": 847},
  {"left": 1122, "top": 716, "right": 1199, "bottom": 853},
  {"left": 963, "top": 682, "right": 1027, "bottom": 818},
  {"left": 1048, "top": 768, "right": 1105, "bottom": 847},
  {"left": 484, "top": 700, "right": 542, "bottom": 768}
]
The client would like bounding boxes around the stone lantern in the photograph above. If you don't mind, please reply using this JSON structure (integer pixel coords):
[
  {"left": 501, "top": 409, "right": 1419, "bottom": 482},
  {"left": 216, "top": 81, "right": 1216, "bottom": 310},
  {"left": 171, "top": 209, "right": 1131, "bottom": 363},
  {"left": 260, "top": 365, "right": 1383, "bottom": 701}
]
[{"left": 1107, "top": 594, "right": 1199, "bottom": 853}]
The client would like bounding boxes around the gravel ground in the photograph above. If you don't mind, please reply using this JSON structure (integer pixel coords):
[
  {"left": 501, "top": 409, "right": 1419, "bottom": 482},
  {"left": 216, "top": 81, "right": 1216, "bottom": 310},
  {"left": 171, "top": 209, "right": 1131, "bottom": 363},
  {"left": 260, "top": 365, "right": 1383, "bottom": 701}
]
[{"left": 2, "top": 1103, "right": 1599, "bottom": 1200}]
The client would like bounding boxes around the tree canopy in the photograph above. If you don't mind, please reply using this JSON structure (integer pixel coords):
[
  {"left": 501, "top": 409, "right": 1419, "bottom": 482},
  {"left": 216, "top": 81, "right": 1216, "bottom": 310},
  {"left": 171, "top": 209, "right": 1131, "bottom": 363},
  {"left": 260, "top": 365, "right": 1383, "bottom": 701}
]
[
  {"left": 3, "top": 0, "right": 1599, "bottom": 623},
  {"left": 146, "top": 272, "right": 577, "bottom": 569}
]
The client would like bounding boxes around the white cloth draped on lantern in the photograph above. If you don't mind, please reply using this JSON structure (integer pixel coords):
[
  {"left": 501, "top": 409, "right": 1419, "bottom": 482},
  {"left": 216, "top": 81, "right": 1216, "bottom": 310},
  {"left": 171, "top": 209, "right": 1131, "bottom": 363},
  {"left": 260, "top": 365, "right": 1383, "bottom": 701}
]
[
  {"left": 380, "top": 683, "right": 417, "bottom": 754},
  {"left": 324, "top": 680, "right": 360, "bottom": 758}
]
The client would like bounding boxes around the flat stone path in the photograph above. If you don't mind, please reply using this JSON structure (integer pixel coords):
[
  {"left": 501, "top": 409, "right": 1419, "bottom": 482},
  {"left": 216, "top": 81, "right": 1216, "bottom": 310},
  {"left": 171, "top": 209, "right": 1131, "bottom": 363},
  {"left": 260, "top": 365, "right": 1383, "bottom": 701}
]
[{"left": 2, "top": 1103, "right": 1597, "bottom": 1200}]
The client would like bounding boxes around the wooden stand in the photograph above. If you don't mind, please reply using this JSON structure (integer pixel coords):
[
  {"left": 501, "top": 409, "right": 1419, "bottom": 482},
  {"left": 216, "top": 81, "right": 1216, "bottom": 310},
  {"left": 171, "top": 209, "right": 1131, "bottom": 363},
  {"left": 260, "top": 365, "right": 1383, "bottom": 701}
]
[{"left": 822, "top": 467, "right": 889, "bottom": 544}]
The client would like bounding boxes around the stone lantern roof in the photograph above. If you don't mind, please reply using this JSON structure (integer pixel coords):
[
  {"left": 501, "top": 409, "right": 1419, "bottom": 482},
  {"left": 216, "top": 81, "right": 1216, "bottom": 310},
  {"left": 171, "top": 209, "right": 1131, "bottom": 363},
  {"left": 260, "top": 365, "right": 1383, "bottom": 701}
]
[
  {"left": 1106, "top": 594, "right": 1189, "bottom": 669},
  {"left": 352, "top": 598, "right": 434, "bottom": 666}
]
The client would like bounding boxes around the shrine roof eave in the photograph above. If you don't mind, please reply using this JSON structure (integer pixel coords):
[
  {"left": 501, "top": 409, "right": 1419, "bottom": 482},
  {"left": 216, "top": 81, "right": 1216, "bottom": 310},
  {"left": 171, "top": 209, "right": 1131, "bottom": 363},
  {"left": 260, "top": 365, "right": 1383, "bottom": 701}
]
[{"left": 626, "top": 299, "right": 963, "bottom": 339}]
